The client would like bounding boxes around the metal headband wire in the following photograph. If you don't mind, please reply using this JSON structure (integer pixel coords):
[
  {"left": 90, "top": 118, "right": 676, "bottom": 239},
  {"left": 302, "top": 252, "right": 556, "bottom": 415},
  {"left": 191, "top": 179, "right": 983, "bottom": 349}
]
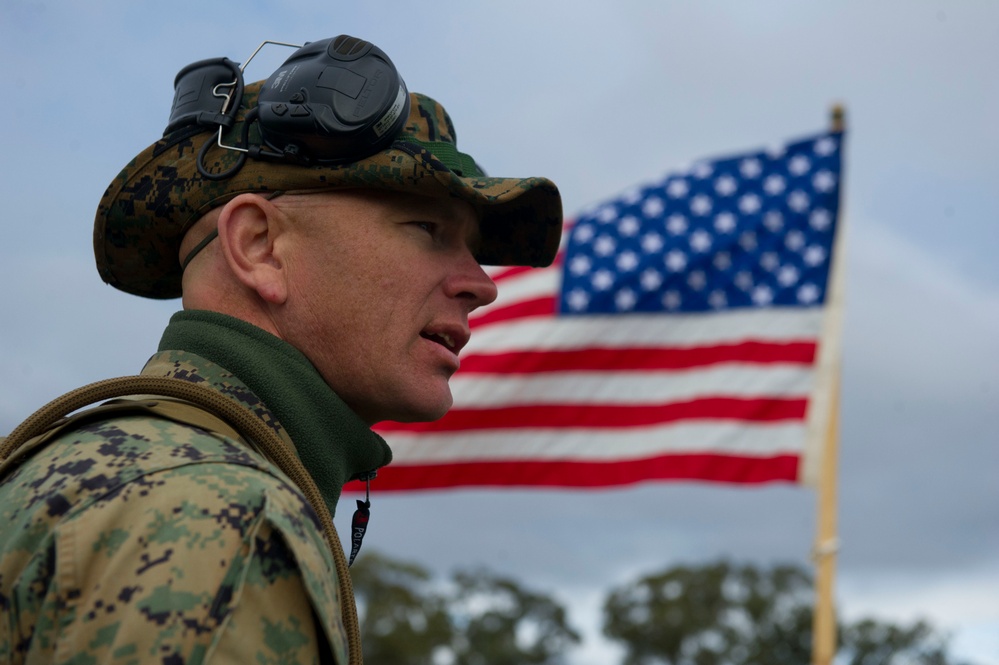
[{"left": 213, "top": 40, "right": 305, "bottom": 155}]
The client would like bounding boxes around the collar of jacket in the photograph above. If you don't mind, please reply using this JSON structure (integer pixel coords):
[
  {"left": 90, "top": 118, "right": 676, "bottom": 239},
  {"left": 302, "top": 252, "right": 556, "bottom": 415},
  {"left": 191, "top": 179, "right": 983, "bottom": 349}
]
[{"left": 146, "top": 309, "right": 393, "bottom": 516}]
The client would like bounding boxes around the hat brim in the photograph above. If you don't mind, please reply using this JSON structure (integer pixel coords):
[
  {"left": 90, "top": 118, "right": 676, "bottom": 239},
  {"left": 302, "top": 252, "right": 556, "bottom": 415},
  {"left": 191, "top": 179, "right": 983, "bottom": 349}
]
[{"left": 95, "top": 97, "right": 562, "bottom": 299}]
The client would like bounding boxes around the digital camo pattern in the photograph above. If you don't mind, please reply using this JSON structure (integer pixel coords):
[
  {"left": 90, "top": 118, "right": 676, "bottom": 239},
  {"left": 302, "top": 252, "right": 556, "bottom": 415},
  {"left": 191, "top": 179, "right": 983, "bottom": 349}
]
[
  {"left": 0, "top": 355, "right": 348, "bottom": 664},
  {"left": 95, "top": 81, "right": 563, "bottom": 299}
]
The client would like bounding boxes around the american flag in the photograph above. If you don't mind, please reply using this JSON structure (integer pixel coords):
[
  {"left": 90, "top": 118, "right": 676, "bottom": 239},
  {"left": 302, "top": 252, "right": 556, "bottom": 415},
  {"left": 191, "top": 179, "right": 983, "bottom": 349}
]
[{"left": 368, "top": 128, "right": 844, "bottom": 491}]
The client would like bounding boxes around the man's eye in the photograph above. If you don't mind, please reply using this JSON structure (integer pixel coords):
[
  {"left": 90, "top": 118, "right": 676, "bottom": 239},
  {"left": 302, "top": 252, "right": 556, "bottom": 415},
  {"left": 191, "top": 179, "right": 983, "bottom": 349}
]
[{"left": 412, "top": 221, "right": 436, "bottom": 235}]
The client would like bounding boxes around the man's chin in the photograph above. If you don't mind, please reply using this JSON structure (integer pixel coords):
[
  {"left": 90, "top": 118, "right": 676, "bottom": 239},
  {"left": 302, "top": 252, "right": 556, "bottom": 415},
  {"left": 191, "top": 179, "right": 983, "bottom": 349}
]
[
  {"left": 400, "top": 403, "right": 452, "bottom": 424},
  {"left": 376, "top": 393, "right": 453, "bottom": 425}
]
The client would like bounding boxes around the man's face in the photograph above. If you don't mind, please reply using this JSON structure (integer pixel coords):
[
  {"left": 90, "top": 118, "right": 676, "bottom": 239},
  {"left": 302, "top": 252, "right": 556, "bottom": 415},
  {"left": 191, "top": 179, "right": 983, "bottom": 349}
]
[{"left": 275, "top": 189, "right": 498, "bottom": 424}]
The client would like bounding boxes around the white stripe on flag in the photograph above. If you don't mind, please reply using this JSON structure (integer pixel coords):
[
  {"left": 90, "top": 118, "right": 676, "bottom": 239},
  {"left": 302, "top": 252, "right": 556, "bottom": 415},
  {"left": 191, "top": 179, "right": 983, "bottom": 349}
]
[
  {"left": 449, "top": 366, "right": 815, "bottom": 406},
  {"left": 467, "top": 308, "right": 823, "bottom": 352},
  {"left": 386, "top": 422, "right": 807, "bottom": 462}
]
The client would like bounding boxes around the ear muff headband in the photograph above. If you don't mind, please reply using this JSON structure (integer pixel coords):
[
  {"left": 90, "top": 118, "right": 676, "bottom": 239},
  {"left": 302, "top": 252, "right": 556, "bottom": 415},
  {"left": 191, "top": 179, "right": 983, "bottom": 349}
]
[{"left": 166, "top": 35, "right": 411, "bottom": 180}]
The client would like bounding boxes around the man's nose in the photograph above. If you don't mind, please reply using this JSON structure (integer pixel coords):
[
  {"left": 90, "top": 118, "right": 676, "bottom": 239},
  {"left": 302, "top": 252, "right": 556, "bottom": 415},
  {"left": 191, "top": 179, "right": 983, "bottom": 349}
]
[{"left": 444, "top": 253, "right": 499, "bottom": 311}]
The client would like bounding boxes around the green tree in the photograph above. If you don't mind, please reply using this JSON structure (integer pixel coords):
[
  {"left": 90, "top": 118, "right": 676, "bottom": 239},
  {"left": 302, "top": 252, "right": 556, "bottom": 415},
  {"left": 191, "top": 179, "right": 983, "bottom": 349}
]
[
  {"left": 842, "top": 617, "right": 970, "bottom": 665},
  {"left": 351, "top": 551, "right": 454, "bottom": 665},
  {"left": 351, "top": 551, "right": 579, "bottom": 665},
  {"left": 450, "top": 569, "right": 581, "bottom": 665},
  {"left": 602, "top": 561, "right": 812, "bottom": 665},
  {"left": 602, "top": 560, "right": 972, "bottom": 665}
]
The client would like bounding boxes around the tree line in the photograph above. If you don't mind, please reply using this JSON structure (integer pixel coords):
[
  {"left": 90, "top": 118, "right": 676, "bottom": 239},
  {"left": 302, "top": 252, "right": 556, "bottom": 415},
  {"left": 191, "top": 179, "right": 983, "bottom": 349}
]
[{"left": 351, "top": 551, "right": 974, "bottom": 665}]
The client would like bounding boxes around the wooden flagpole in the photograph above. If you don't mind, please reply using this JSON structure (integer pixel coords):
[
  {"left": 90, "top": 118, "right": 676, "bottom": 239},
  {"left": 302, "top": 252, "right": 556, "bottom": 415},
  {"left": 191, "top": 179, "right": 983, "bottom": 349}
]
[
  {"left": 811, "top": 104, "right": 845, "bottom": 665},
  {"left": 811, "top": 376, "right": 840, "bottom": 665}
]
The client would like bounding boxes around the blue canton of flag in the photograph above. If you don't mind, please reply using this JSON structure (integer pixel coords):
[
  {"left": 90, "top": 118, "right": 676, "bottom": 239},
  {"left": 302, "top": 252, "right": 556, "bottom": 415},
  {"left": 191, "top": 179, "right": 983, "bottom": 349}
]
[{"left": 560, "top": 131, "right": 842, "bottom": 314}]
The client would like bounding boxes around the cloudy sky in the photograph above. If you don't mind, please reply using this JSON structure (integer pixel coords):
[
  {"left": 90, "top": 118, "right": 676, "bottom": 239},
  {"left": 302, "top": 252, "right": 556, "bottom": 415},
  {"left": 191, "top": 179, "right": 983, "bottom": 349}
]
[{"left": 1, "top": 2, "right": 996, "bottom": 663}]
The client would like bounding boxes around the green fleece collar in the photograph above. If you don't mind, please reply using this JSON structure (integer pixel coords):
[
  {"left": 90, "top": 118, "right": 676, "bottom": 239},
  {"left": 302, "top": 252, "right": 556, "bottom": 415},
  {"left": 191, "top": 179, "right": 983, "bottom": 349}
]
[{"left": 150, "top": 310, "right": 392, "bottom": 515}]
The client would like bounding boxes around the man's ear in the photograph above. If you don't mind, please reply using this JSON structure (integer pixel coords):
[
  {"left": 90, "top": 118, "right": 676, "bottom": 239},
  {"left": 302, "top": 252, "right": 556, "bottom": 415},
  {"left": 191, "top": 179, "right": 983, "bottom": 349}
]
[{"left": 216, "top": 193, "right": 289, "bottom": 305}]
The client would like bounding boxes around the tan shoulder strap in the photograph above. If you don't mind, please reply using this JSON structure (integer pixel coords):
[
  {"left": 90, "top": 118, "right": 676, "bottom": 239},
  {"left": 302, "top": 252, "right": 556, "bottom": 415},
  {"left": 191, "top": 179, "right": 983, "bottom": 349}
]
[
  {"left": 124, "top": 396, "right": 247, "bottom": 443},
  {"left": 0, "top": 375, "right": 364, "bottom": 665},
  {"left": 0, "top": 396, "right": 251, "bottom": 478}
]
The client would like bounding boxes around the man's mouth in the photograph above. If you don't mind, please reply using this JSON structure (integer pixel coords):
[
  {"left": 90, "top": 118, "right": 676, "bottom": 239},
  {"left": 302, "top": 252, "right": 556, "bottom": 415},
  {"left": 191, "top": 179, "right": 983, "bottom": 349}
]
[
  {"left": 422, "top": 331, "right": 456, "bottom": 350},
  {"left": 420, "top": 326, "right": 469, "bottom": 355}
]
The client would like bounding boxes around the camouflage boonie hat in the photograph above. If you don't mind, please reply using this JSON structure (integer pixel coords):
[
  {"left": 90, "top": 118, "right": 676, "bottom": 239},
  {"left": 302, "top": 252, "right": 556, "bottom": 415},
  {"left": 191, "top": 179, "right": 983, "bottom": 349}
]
[{"left": 94, "top": 82, "right": 563, "bottom": 299}]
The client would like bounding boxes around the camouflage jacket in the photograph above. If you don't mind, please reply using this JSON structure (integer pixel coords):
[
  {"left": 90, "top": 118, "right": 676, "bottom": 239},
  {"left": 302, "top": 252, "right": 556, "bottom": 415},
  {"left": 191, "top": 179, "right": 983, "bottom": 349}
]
[{"left": 0, "top": 310, "right": 392, "bottom": 664}]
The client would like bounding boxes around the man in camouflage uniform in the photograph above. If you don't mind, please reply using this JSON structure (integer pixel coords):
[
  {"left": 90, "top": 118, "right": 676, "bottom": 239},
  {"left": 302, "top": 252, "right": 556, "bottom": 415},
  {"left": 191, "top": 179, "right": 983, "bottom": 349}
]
[{"left": 0, "top": 37, "right": 561, "bottom": 664}]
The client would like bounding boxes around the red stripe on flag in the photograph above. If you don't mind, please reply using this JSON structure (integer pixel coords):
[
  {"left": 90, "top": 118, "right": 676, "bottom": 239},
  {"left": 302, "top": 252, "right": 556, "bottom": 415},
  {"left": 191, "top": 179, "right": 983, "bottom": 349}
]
[
  {"left": 376, "top": 397, "right": 807, "bottom": 433},
  {"left": 459, "top": 341, "right": 817, "bottom": 373},
  {"left": 344, "top": 453, "right": 799, "bottom": 491},
  {"left": 469, "top": 296, "right": 557, "bottom": 329},
  {"left": 489, "top": 265, "right": 541, "bottom": 283}
]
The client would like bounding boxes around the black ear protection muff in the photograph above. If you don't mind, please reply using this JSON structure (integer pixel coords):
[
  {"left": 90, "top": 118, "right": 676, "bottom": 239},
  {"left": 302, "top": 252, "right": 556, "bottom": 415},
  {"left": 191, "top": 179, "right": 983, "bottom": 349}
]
[
  {"left": 256, "top": 36, "right": 410, "bottom": 161},
  {"left": 164, "top": 35, "right": 411, "bottom": 179}
]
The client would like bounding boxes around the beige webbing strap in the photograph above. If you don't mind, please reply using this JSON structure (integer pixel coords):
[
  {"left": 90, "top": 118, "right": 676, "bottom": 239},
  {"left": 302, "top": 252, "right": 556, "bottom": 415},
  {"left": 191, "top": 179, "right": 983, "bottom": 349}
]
[
  {"left": 125, "top": 396, "right": 247, "bottom": 443},
  {"left": 0, "top": 375, "right": 364, "bottom": 665}
]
